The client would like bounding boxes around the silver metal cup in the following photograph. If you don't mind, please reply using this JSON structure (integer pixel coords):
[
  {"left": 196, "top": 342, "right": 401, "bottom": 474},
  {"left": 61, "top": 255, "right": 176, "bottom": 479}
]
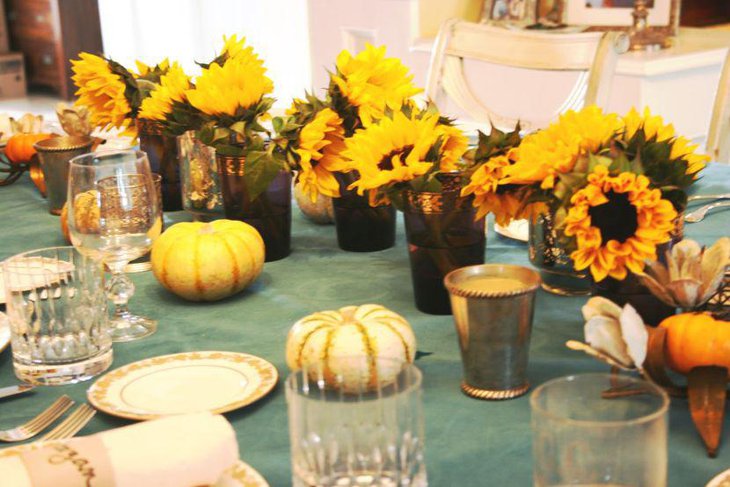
[
  {"left": 444, "top": 264, "right": 541, "bottom": 400},
  {"left": 34, "top": 136, "right": 94, "bottom": 215}
]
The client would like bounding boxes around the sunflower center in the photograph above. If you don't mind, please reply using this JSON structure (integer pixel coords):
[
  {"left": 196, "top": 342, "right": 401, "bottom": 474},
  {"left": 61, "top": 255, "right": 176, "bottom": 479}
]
[
  {"left": 378, "top": 145, "right": 414, "bottom": 171},
  {"left": 588, "top": 191, "right": 638, "bottom": 243}
]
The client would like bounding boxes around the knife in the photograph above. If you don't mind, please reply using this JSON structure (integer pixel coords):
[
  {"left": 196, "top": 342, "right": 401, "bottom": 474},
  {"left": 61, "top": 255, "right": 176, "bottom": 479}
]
[{"left": 0, "top": 384, "right": 34, "bottom": 400}]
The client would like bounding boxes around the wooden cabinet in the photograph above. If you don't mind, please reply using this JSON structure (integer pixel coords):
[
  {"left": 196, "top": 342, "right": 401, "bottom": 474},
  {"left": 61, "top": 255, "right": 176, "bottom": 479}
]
[{"left": 5, "top": 0, "right": 102, "bottom": 99}]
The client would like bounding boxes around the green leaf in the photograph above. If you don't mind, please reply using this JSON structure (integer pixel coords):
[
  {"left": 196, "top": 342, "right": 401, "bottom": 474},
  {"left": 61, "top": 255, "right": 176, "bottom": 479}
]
[
  {"left": 243, "top": 150, "right": 286, "bottom": 201},
  {"left": 230, "top": 121, "right": 246, "bottom": 136}
]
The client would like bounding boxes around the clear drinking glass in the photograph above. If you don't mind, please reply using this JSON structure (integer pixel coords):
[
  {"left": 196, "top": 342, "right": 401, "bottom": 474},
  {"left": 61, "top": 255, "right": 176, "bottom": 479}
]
[
  {"left": 2, "top": 246, "right": 112, "bottom": 385},
  {"left": 286, "top": 357, "right": 427, "bottom": 487},
  {"left": 67, "top": 150, "right": 161, "bottom": 342},
  {"left": 531, "top": 373, "right": 669, "bottom": 487}
]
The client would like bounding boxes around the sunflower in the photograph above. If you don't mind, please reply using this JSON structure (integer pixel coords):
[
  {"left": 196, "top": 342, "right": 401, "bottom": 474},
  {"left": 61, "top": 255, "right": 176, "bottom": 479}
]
[
  {"left": 461, "top": 153, "right": 517, "bottom": 224},
  {"left": 622, "top": 107, "right": 709, "bottom": 178},
  {"left": 437, "top": 123, "right": 469, "bottom": 172},
  {"left": 342, "top": 111, "right": 444, "bottom": 205},
  {"left": 502, "top": 106, "right": 621, "bottom": 189},
  {"left": 295, "top": 108, "right": 347, "bottom": 202},
  {"left": 138, "top": 63, "right": 191, "bottom": 121},
  {"left": 563, "top": 165, "right": 678, "bottom": 282},
  {"left": 186, "top": 53, "right": 273, "bottom": 117},
  {"left": 71, "top": 52, "right": 133, "bottom": 131},
  {"left": 332, "top": 44, "right": 421, "bottom": 124},
  {"left": 134, "top": 58, "right": 170, "bottom": 79}
]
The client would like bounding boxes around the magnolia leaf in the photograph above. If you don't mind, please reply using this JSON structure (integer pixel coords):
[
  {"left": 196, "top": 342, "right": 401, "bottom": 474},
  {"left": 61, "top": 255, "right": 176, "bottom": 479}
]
[
  {"left": 243, "top": 150, "right": 286, "bottom": 201},
  {"left": 582, "top": 296, "right": 623, "bottom": 321},
  {"left": 618, "top": 304, "right": 648, "bottom": 367},
  {"left": 584, "top": 315, "right": 633, "bottom": 367}
]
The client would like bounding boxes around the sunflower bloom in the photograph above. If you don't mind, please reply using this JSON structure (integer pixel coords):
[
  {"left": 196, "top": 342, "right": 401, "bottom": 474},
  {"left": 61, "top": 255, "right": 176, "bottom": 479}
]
[
  {"left": 187, "top": 51, "right": 273, "bottom": 116},
  {"left": 502, "top": 106, "right": 621, "bottom": 188},
  {"left": 342, "top": 111, "right": 444, "bottom": 205},
  {"left": 71, "top": 52, "right": 132, "bottom": 131},
  {"left": 138, "top": 63, "right": 191, "bottom": 121},
  {"left": 437, "top": 123, "right": 469, "bottom": 171},
  {"left": 621, "top": 107, "right": 675, "bottom": 142},
  {"left": 295, "top": 108, "right": 346, "bottom": 202},
  {"left": 564, "top": 165, "right": 678, "bottom": 282},
  {"left": 670, "top": 135, "right": 709, "bottom": 177},
  {"left": 332, "top": 44, "right": 421, "bottom": 124}
]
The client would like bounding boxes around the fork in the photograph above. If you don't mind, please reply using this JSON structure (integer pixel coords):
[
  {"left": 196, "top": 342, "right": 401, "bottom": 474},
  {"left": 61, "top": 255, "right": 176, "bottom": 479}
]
[
  {"left": 684, "top": 201, "right": 730, "bottom": 223},
  {"left": 39, "top": 404, "right": 96, "bottom": 441},
  {"left": 688, "top": 193, "right": 730, "bottom": 202},
  {"left": 0, "top": 395, "right": 74, "bottom": 442}
]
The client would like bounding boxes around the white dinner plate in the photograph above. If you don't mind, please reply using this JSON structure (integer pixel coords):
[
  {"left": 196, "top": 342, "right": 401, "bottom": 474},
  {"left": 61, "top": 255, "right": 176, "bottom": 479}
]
[
  {"left": 0, "top": 443, "right": 268, "bottom": 487},
  {"left": 87, "top": 351, "right": 278, "bottom": 421},
  {"left": 0, "top": 312, "right": 9, "bottom": 353},
  {"left": 707, "top": 468, "right": 730, "bottom": 487},
  {"left": 0, "top": 257, "right": 75, "bottom": 304},
  {"left": 494, "top": 219, "right": 529, "bottom": 242}
]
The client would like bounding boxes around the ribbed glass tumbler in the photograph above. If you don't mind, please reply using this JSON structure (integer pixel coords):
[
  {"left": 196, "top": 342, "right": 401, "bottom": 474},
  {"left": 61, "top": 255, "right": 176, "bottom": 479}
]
[{"left": 286, "top": 357, "right": 427, "bottom": 487}]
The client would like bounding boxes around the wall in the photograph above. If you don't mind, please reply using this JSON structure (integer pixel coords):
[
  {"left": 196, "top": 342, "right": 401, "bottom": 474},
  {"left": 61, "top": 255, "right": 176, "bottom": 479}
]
[{"left": 97, "top": 0, "right": 311, "bottom": 108}]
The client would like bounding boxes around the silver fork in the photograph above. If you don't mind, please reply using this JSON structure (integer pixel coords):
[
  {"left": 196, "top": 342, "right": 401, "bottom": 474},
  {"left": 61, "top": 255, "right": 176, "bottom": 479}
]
[
  {"left": 39, "top": 404, "right": 96, "bottom": 441},
  {"left": 684, "top": 201, "right": 730, "bottom": 223},
  {"left": 0, "top": 395, "right": 74, "bottom": 442},
  {"left": 688, "top": 193, "right": 730, "bottom": 202}
]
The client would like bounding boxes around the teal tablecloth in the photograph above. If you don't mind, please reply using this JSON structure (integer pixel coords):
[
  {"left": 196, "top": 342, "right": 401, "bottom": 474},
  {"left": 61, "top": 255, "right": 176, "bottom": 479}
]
[{"left": 0, "top": 165, "right": 729, "bottom": 487}]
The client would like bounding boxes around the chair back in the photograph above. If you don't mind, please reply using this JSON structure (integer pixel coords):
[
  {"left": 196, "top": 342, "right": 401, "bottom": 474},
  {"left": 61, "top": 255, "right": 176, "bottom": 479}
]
[
  {"left": 706, "top": 48, "right": 730, "bottom": 164},
  {"left": 425, "top": 19, "right": 627, "bottom": 131}
]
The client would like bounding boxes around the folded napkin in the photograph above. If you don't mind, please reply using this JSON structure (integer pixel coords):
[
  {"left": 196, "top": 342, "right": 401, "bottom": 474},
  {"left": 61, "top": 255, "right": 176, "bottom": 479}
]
[{"left": 0, "top": 412, "right": 239, "bottom": 487}]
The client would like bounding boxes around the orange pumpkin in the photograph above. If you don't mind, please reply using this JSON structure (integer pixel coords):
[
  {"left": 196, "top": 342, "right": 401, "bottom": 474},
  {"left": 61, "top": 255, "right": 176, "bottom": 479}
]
[
  {"left": 659, "top": 313, "right": 730, "bottom": 375},
  {"left": 5, "top": 133, "right": 53, "bottom": 165},
  {"left": 60, "top": 203, "right": 70, "bottom": 243}
]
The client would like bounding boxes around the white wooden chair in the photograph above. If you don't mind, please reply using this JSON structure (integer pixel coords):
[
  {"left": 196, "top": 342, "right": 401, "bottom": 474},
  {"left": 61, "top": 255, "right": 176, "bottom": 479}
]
[
  {"left": 706, "top": 48, "right": 730, "bottom": 164},
  {"left": 425, "top": 19, "right": 628, "bottom": 132}
]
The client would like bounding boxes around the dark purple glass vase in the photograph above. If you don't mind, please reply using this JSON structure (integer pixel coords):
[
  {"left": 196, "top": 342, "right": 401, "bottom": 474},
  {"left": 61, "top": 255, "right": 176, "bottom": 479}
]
[
  {"left": 217, "top": 154, "right": 292, "bottom": 262},
  {"left": 403, "top": 183, "right": 486, "bottom": 315},
  {"left": 332, "top": 172, "right": 396, "bottom": 252},
  {"left": 137, "top": 119, "right": 182, "bottom": 211}
]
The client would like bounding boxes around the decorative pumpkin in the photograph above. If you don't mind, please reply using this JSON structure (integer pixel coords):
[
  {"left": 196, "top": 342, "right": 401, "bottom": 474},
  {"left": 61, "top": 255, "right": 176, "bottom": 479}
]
[
  {"left": 659, "top": 313, "right": 730, "bottom": 375},
  {"left": 151, "top": 220, "right": 264, "bottom": 302},
  {"left": 293, "top": 180, "right": 334, "bottom": 224},
  {"left": 4, "top": 133, "right": 53, "bottom": 165},
  {"left": 60, "top": 203, "right": 70, "bottom": 243},
  {"left": 286, "top": 304, "right": 417, "bottom": 392}
]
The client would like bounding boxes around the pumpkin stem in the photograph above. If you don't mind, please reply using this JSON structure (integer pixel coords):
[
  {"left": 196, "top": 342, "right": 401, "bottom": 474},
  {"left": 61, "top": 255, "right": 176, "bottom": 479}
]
[
  {"left": 339, "top": 306, "right": 358, "bottom": 323},
  {"left": 198, "top": 223, "right": 216, "bottom": 235}
]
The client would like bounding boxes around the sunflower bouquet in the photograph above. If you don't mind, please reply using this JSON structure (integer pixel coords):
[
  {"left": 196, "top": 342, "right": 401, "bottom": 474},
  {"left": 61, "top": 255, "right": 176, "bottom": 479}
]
[
  {"left": 462, "top": 106, "right": 709, "bottom": 282},
  {"left": 71, "top": 54, "right": 190, "bottom": 137},
  {"left": 185, "top": 36, "right": 285, "bottom": 200},
  {"left": 336, "top": 103, "right": 469, "bottom": 208}
]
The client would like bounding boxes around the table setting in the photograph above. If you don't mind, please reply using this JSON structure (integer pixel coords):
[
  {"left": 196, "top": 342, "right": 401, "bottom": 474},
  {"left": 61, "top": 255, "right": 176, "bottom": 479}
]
[{"left": 0, "top": 34, "right": 728, "bottom": 487}]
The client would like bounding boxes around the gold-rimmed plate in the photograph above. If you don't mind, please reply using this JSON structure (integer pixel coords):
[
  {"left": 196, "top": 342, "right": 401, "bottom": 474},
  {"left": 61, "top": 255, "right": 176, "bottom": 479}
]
[
  {"left": 494, "top": 219, "right": 529, "bottom": 242},
  {"left": 0, "top": 443, "right": 268, "bottom": 487},
  {"left": 87, "top": 351, "right": 278, "bottom": 421}
]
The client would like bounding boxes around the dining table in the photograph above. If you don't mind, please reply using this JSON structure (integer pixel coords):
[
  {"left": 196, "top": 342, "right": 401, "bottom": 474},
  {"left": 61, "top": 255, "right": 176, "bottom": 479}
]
[{"left": 0, "top": 163, "right": 728, "bottom": 487}]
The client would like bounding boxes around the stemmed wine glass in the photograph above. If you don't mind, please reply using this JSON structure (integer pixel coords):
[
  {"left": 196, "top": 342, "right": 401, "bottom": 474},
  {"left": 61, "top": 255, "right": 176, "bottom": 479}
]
[{"left": 67, "top": 150, "right": 162, "bottom": 342}]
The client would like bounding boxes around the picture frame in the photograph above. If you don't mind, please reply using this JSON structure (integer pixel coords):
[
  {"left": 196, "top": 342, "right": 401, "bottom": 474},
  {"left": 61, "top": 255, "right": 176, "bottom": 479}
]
[
  {"left": 480, "top": 0, "right": 539, "bottom": 26},
  {"left": 564, "top": 0, "right": 681, "bottom": 33}
]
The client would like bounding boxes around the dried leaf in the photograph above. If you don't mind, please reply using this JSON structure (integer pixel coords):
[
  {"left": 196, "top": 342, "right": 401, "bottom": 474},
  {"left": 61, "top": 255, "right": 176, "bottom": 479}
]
[
  {"left": 643, "top": 259, "right": 670, "bottom": 286},
  {"left": 666, "top": 278, "right": 702, "bottom": 308},
  {"left": 700, "top": 237, "right": 730, "bottom": 296},
  {"left": 582, "top": 296, "right": 622, "bottom": 321},
  {"left": 637, "top": 272, "right": 677, "bottom": 307},
  {"left": 619, "top": 304, "right": 649, "bottom": 367},
  {"left": 585, "top": 315, "right": 632, "bottom": 367}
]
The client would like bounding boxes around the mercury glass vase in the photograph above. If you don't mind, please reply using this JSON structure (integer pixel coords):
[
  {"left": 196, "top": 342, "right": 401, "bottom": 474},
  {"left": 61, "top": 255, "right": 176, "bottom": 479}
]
[
  {"left": 403, "top": 176, "right": 486, "bottom": 315},
  {"left": 217, "top": 154, "right": 292, "bottom": 262},
  {"left": 332, "top": 172, "right": 396, "bottom": 252},
  {"left": 137, "top": 118, "right": 182, "bottom": 211},
  {"left": 177, "top": 130, "right": 224, "bottom": 221},
  {"left": 528, "top": 210, "right": 591, "bottom": 296}
]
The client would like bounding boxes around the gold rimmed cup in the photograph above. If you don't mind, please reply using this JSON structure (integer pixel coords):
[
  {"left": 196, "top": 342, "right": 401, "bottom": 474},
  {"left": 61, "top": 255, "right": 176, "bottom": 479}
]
[
  {"left": 34, "top": 136, "right": 95, "bottom": 215},
  {"left": 444, "top": 264, "right": 541, "bottom": 400}
]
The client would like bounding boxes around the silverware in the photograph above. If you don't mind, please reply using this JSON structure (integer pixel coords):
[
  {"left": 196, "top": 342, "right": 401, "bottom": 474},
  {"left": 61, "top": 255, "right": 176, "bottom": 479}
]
[
  {"left": 39, "top": 404, "right": 96, "bottom": 441},
  {"left": 0, "top": 395, "right": 74, "bottom": 442},
  {"left": 0, "top": 384, "right": 35, "bottom": 400},
  {"left": 685, "top": 201, "right": 730, "bottom": 223},
  {"left": 688, "top": 193, "right": 730, "bottom": 202}
]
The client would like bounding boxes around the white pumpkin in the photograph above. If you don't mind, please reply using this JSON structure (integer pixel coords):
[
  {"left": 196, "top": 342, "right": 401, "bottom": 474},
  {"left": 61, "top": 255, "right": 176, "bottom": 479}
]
[
  {"left": 286, "top": 304, "right": 416, "bottom": 392},
  {"left": 293, "top": 180, "right": 334, "bottom": 224}
]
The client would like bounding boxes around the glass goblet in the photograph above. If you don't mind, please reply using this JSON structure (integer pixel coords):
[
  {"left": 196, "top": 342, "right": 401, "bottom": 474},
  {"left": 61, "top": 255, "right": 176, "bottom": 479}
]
[{"left": 67, "top": 150, "right": 161, "bottom": 342}]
